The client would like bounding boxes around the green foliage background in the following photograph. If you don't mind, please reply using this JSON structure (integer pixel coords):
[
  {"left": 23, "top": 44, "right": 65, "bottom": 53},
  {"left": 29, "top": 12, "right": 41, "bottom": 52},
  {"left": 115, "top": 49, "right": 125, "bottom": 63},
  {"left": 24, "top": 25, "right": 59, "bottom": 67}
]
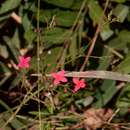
[{"left": 0, "top": 0, "right": 130, "bottom": 129}]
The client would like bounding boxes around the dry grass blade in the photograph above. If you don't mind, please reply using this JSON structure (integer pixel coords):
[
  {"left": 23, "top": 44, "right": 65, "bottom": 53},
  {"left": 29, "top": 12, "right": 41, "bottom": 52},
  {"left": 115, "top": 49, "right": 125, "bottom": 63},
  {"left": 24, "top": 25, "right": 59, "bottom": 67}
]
[{"left": 65, "top": 71, "right": 130, "bottom": 82}]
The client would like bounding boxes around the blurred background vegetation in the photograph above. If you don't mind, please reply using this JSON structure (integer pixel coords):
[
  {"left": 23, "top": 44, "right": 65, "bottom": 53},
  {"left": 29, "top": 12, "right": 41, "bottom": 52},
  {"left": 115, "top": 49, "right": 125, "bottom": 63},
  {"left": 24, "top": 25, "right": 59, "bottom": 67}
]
[{"left": 0, "top": 0, "right": 130, "bottom": 129}]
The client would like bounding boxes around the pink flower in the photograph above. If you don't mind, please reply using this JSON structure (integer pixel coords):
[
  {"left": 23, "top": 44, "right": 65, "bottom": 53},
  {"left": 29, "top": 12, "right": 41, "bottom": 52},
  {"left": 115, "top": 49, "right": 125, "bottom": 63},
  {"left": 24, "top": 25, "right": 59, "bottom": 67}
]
[
  {"left": 18, "top": 56, "right": 31, "bottom": 69},
  {"left": 64, "top": 88, "right": 67, "bottom": 93},
  {"left": 72, "top": 78, "right": 86, "bottom": 92},
  {"left": 51, "top": 70, "right": 68, "bottom": 85}
]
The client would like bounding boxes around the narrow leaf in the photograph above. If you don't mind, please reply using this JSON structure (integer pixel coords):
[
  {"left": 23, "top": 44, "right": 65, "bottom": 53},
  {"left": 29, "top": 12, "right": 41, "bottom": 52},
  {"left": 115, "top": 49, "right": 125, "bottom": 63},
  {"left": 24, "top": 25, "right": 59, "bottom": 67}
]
[
  {"left": 0, "top": 0, "right": 21, "bottom": 15},
  {"left": 65, "top": 71, "right": 130, "bottom": 82},
  {"left": 94, "top": 80, "right": 116, "bottom": 108}
]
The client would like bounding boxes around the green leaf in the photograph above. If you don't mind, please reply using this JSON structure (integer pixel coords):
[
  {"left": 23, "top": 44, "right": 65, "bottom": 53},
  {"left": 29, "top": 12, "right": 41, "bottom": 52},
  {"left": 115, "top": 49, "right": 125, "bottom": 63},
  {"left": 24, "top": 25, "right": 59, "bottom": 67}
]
[
  {"left": 4, "top": 36, "right": 20, "bottom": 62},
  {"left": 0, "top": 61, "right": 11, "bottom": 86},
  {"left": 100, "top": 23, "right": 114, "bottom": 41},
  {"left": 24, "top": 29, "right": 36, "bottom": 45},
  {"left": 0, "top": 44, "right": 9, "bottom": 58},
  {"left": 116, "top": 52, "right": 130, "bottom": 73},
  {"left": 0, "top": 61, "right": 10, "bottom": 73},
  {"left": 42, "top": 47, "right": 63, "bottom": 73},
  {"left": 0, "top": 74, "right": 11, "bottom": 87},
  {"left": 3, "top": 112, "right": 25, "bottom": 129},
  {"left": 22, "top": 14, "right": 32, "bottom": 32},
  {"left": 43, "top": 0, "right": 84, "bottom": 10},
  {"left": 71, "top": 0, "right": 84, "bottom": 10},
  {"left": 0, "top": 100, "right": 12, "bottom": 112},
  {"left": 77, "top": 19, "right": 84, "bottom": 47},
  {"left": 75, "top": 96, "right": 94, "bottom": 107},
  {"left": 0, "top": 0, "right": 21, "bottom": 15},
  {"left": 39, "top": 9, "right": 78, "bottom": 27},
  {"left": 0, "top": 118, "right": 11, "bottom": 130},
  {"left": 69, "top": 33, "right": 77, "bottom": 64},
  {"left": 93, "top": 80, "right": 116, "bottom": 108},
  {"left": 116, "top": 84, "right": 130, "bottom": 108},
  {"left": 127, "top": 10, "right": 130, "bottom": 22},
  {"left": 110, "top": 0, "right": 127, "bottom": 3},
  {"left": 11, "top": 29, "right": 20, "bottom": 49},
  {"left": 88, "top": 0, "right": 103, "bottom": 24},
  {"left": 88, "top": 0, "right": 113, "bottom": 40},
  {"left": 108, "top": 30, "right": 130, "bottom": 50},
  {"left": 98, "top": 48, "right": 112, "bottom": 70},
  {"left": 22, "top": 15, "right": 36, "bottom": 45},
  {"left": 55, "top": 10, "right": 78, "bottom": 27},
  {"left": 42, "top": 27, "right": 71, "bottom": 46},
  {"left": 29, "top": 110, "right": 50, "bottom": 116},
  {"left": 43, "top": 0, "right": 74, "bottom": 8},
  {"left": 9, "top": 72, "right": 23, "bottom": 90},
  {"left": 112, "top": 4, "right": 129, "bottom": 23},
  {"left": 0, "top": 14, "right": 10, "bottom": 22}
]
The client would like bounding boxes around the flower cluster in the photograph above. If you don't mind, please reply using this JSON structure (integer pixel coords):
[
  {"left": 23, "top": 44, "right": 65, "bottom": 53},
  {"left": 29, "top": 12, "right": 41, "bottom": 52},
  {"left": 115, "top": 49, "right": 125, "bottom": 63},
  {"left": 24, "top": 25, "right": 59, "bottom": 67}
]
[
  {"left": 17, "top": 56, "right": 87, "bottom": 92},
  {"left": 17, "top": 56, "right": 31, "bottom": 69},
  {"left": 52, "top": 70, "right": 87, "bottom": 92},
  {"left": 51, "top": 70, "right": 67, "bottom": 85},
  {"left": 72, "top": 78, "right": 86, "bottom": 92}
]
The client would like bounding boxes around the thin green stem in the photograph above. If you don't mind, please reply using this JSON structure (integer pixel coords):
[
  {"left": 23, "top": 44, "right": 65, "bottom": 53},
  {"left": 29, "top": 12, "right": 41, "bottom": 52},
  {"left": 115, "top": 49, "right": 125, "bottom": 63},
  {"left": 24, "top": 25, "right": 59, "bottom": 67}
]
[{"left": 37, "top": 0, "right": 42, "bottom": 129}]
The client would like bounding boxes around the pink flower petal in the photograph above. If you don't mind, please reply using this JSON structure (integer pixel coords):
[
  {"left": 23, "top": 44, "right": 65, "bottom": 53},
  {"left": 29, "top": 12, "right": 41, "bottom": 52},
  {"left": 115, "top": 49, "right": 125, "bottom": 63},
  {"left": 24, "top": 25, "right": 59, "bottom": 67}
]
[
  {"left": 25, "top": 64, "right": 30, "bottom": 68},
  {"left": 18, "top": 63, "right": 22, "bottom": 68},
  {"left": 51, "top": 73, "right": 57, "bottom": 78},
  {"left": 61, "top": 77, "right": 68, "bottom": 82},
  {"left": 19, "top": 56, "right": 23, "bottom": 61},
  {"left": 54, "top": 79, "right": 60, "bottom": 85},
  {"left": 72, "top": 78, "right": 79, "bottom": 84},
  {"left": 72, "top": 87, "right": 80, "bottom": 93},
  {"left": 26, "top": 57, "right": 31, "bottom": 61},
  {"left": 58, "top": 70, "right": 65, "bottom": 75},
  {"left": 74, "top": 86, "right": 80, "bottom": 92}
]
